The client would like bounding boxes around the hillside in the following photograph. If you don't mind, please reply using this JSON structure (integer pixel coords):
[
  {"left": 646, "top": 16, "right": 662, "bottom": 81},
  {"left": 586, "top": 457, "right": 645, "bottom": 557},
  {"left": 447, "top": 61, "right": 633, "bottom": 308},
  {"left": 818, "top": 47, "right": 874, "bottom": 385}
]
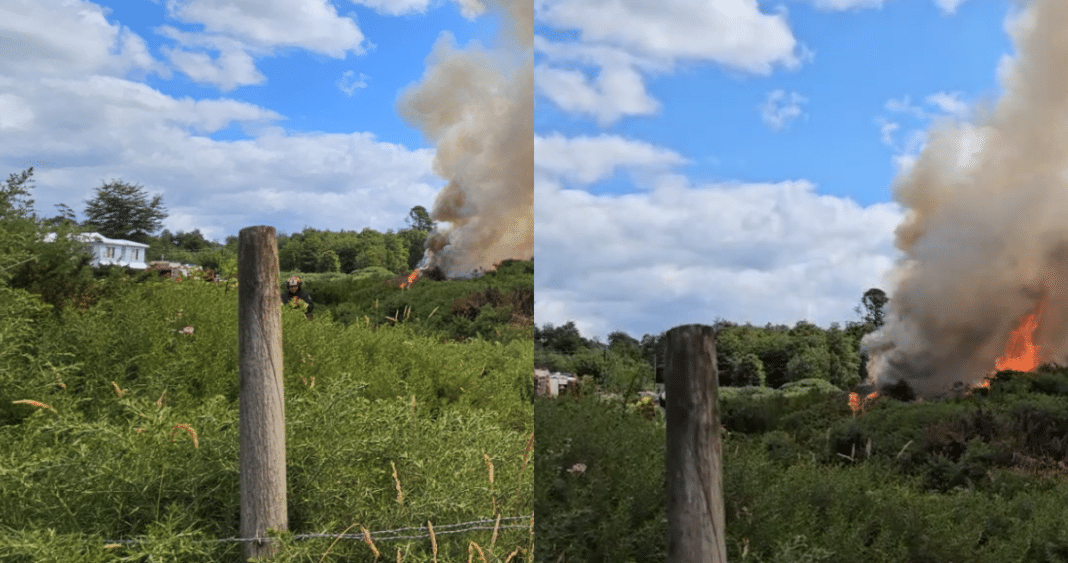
[
  {"left": 536, "top": 364, "right": 1068, "bottom": 563},
  {"left": 0, "top": 271, "right": 533, "bottom": 562}
]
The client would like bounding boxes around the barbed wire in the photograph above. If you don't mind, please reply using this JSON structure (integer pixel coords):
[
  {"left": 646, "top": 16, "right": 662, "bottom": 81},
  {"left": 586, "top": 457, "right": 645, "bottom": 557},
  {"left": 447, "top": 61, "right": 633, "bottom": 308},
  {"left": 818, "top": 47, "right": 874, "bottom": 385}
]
[{"left": 101, "top": 515, "right": 534, "bottom": 546}]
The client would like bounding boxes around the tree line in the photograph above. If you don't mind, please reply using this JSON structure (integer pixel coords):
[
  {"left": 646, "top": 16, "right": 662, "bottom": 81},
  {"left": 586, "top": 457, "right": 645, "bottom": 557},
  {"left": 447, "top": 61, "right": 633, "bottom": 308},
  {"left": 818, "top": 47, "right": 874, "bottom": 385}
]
[
  {"left": 7, "top": 169, "right": 432, "bottom": 278},
  {"left": 535, "top": 287, "right": 890, "bottom": 392}
]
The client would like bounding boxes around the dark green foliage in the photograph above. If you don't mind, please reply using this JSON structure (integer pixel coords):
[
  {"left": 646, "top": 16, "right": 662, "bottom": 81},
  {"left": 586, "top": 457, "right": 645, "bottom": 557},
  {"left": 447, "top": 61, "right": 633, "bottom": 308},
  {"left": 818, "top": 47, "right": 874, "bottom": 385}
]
[
  {"left": 83, "top": 180, "right": 167, "bottom": 243},
  {"left": 306, "top": 259, "right": 533, "bottom": 345},
  {"left": 534, "top": 395, "right": 665, "bottom": 562},
  {"left": 538, "top": 355, "right": 1068, "bottom": 563}
]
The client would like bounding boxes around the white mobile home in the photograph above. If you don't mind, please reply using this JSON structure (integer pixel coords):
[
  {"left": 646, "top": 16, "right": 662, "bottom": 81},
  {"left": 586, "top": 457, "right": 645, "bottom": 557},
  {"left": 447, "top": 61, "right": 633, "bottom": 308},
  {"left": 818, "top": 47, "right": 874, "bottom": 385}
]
[{"left": 46, "top": 232, "right": 150, "bottom": 269}]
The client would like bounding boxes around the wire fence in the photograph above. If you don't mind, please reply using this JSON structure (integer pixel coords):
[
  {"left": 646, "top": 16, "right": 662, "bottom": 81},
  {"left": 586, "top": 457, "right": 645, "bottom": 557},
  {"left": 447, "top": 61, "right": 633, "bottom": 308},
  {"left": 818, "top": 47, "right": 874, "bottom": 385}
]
[{"left": 101, "top": 515, "right": 534, "bottom": 546}]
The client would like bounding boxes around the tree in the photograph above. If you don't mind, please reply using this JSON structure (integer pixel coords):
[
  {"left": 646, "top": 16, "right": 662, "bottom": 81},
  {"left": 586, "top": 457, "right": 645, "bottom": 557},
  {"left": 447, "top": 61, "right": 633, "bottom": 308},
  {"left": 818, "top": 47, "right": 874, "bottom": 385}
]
[
  {"left": 406, "top": 205, "right": 434, "bottom": 232},
  {"left": 1, "top": 168, "right": 36, "bottom": 221},
  {"left": 857, "top": 288, "right": 889, "bottom": 328},
  {"left": 83, "top": 180, "right": 167, "bottom": 243}
]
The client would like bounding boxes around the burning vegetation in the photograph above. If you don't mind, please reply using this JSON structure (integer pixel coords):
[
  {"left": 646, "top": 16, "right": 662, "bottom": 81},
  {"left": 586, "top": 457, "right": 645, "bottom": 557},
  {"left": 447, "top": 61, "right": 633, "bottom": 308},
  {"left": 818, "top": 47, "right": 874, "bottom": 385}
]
[{"left": 861, "top": 0, "right": 1068, "bottom": 398}]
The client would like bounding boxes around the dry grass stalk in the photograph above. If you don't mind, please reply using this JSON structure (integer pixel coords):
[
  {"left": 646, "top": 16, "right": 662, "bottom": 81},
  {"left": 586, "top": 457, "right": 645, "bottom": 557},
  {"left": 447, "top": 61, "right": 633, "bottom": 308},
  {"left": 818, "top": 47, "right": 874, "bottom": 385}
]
[
  {"left": 428, "top": 521, "right": 438, "bottom": 563},
  {"left": 426, "top": 306, "right": 439, "bottom": 319},
  {"left": 156, "top": 390, "right": 167, "bottom": 409},
  {"left": 504, "top": 548, "right": 523, "bottom": 563},
  {"left": 362, "top": 525, "right": 380, "bottom": 560},
  {"left": 391, "top": 461, "right": 404, "bottom": 504},
  {"left": 411, "top": 395, "right": 416, "bottom": 413},
  {"left": 484, "top": 454, "right": 497, "bottom": 514},
  {"left": 169, "top": 423, "right": 198, "bottom": 449},
  {"left": 396, "top": 547, "right": 402, "bottom": 563},
  {"left": 467, "top": 542, "right": 488, "bottom": 563},
  {"left": 12, "top": 399, "right": 56, "bottom": 413},
  {"left": 317, "top": 523, "right": 358, "bottom": 563},
  {"left": 490, "top": 514, "right": 501, "bottom": 551},
  {"left": 110, "top": 381, "right": 126, "bottom": 398}
]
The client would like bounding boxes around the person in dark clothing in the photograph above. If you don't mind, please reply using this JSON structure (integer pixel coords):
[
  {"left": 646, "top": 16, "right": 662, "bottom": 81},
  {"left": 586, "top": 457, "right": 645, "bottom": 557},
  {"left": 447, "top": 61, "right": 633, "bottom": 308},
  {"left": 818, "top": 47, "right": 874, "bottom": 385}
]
[{"left": 282, "top": 275, "right": 314, "bottom": 320}]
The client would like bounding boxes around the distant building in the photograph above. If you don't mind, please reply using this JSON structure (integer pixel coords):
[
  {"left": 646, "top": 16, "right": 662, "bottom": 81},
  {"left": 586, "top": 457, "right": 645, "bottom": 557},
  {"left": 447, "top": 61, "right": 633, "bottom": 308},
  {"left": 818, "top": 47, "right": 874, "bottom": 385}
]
[
  {"left": 45, "top": 232, "right": 150, "bottom": 269},
  {"left": 535, "top": 368, "right": 578, "bottom": 397}
]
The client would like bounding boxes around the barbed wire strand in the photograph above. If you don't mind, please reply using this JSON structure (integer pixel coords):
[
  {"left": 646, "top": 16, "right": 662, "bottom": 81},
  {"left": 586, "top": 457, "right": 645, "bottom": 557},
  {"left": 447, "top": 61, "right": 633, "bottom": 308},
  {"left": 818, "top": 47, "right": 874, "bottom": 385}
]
[{"left": 101, "top": 515, "right": 535, "bottom": 546}]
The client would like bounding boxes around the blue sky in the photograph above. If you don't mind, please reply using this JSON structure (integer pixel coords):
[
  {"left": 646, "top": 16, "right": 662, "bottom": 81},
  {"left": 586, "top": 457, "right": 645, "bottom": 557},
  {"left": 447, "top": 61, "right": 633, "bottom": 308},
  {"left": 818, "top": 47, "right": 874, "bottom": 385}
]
[
  {"left": 0, "top": 0, "right": 512, "bottom": 242},
  {"left": 533, "top": 0, "right": 1023, "bottom": 341}
]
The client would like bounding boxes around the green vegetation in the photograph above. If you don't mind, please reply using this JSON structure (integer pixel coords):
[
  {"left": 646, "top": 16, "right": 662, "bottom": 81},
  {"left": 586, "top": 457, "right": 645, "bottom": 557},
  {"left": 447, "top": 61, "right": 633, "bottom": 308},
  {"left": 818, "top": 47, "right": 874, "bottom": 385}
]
[
  {"left": 0, "top": 168, "right": 533, "bottom": 562},
  {"left": 536, "top": 314, "right": 1068, "bottom": 562}
]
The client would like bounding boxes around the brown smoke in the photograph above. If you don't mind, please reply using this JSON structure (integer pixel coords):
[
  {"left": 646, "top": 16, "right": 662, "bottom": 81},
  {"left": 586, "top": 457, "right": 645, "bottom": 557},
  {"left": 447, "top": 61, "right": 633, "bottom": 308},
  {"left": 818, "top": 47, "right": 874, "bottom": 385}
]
[
  {"left": 862, "top": 0, "right": 1068, "bottom": 397},
  {"left": 397, "top": 0, "right": 533, "bottom": 278}
]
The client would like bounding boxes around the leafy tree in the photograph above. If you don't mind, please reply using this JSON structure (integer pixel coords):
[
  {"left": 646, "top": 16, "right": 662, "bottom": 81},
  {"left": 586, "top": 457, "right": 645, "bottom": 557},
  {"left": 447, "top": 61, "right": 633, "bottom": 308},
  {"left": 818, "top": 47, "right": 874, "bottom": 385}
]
[
  {"left": 83, "top": 180, "right": 167, "bottom": 243},
  {"left": 0, "top": 168, "right": 36, "bottom": 221},
  {"left": 535, "top": 321, "right": 587, "bottom": 355},
  {"left": 857, "top": 287, "right": 889, "bottom": 328},
  {"left": 406, "top": 205, "right": 434, "bottom": 232},
  {"left": 736, "top": 353, "right": 766, "bottom": 387},
  {"left": 317, "top": 249, "right": 341, "bottom": 273}
]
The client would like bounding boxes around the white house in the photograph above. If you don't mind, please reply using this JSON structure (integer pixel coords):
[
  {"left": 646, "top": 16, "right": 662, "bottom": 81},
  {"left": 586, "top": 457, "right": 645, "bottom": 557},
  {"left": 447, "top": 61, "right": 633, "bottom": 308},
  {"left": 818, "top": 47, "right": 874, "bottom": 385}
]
[
  {"left": 46, "top": 232, "right": 150, "bottom": 269},
  {"left": 534, "top": 368, "right": 578, "bottom": 397}
]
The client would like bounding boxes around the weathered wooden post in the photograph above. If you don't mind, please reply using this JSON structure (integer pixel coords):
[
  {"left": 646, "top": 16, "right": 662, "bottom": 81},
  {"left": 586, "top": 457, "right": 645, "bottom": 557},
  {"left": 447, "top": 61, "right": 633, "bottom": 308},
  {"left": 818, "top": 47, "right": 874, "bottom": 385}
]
[
  {"left": 664, "top": 324, "right": 726, "bottom": 563},
  {"left": 238, "top": 226, "right": 287, "bottom": 560}
]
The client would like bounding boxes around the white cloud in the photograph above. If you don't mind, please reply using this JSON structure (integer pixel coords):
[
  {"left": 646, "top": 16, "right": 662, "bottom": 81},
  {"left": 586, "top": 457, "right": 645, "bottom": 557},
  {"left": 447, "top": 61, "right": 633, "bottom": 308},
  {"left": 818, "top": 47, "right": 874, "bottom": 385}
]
[
  {"left": 536, "top": 0, "right": 801, "bottom": 72},
  {"left": 163, "top": 0, "right": 365, "bottom": 56},
  {"left": 803, "top": 0, "right": 973, "bottom": 13},
  {"left": 0, "top": 94, "right": 35, "bottom": 131},
  {"left": 158, "top": 27, "right": 265, "bottom": 91},
  {"left": 337, "top": 71, "right": 370, "bottom": 96},
  {"left": 760, "top": 90, "right": 808, "bottom": 131},
  {"left": 535, "top": 172, "right": 904, "bottom": 339},
  {"left": 933, "top": 0, "right": 973, "bottom": 14},
  {"left": 535, "top": 0, "right": 809, "bottom": 123},
  {"left": 535, "top": 133, "right": 689, "bottom": 184},
  {"left": 352, "top": 0, "right": 486, "bottom": 17},
  {"left": 807, "top": 0, "right": 887, "bottom": 11},
  {"left": 0, "top": 74, "right": 440, "bottom": 240},
  {"left": 0, "top": 0, "right": 161, "bottom": 78},
  {"left": 535, "top": 64, "right": 659, "bottom": 126},
  {"left": 885, "top": 95, "right": 928, "bottom": 119},
  {"left": 925, "top": 91, "right": 969, "bottom": 117}
]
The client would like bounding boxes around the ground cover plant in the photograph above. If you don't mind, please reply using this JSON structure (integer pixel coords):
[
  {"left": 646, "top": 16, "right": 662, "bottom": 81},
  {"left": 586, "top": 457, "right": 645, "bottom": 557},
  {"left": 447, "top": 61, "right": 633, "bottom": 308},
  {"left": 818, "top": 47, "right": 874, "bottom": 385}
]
[
  {"left": 536, "top": 365, "right": 1068, "bottom": 563},
  {"left": 0, "top": 274, "right": 533, "bottom": 562}
]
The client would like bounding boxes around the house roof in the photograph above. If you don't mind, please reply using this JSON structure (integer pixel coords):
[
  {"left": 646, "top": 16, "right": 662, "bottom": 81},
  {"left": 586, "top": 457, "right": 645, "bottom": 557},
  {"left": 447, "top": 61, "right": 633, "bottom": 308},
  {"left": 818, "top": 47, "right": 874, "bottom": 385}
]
[{"left": 44, "top": 231, "right": 150, "bottom": 248}]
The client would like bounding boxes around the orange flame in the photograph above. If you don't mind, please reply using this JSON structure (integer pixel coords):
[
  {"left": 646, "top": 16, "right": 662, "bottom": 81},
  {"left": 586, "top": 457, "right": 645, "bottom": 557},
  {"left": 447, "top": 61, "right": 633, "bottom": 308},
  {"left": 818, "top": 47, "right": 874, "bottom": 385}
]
[
  {"left": 848, "top": 391, "right": 880, "bottom": 415},
  {"left": 994, "top": 300, "right": 1045, "bottom": 373},
  {"left": 400, "top": 269, "right": 420, "bottom": 289}
]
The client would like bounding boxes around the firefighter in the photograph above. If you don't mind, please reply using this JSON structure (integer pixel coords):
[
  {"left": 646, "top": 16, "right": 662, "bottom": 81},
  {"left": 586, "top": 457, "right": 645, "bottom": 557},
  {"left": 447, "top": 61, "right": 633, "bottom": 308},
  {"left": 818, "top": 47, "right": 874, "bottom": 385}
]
[{"left": 282, "top": 276, "right": 315, "bottom": 320}]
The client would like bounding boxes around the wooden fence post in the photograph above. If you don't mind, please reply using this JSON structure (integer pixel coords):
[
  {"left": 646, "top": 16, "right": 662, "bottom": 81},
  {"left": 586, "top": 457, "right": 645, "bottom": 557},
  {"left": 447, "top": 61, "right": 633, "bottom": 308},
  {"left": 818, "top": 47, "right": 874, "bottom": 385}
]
[
  {"left": 238, "top": 226, "right": 287, "bottom": 560},
  {"left": 664, "top": 324, "right": 726, "bottom": 563}
]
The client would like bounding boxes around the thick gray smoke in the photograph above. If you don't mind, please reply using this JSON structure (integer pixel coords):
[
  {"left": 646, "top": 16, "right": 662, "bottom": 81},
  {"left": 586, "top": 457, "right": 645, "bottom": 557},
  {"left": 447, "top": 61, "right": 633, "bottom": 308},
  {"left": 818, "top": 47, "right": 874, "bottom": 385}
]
[
  {"left": 397, "top": 0, "right": 533, "bottom": 278},
  {"left": 862, "top": 0, "right": 1068, "bottom": 397}
]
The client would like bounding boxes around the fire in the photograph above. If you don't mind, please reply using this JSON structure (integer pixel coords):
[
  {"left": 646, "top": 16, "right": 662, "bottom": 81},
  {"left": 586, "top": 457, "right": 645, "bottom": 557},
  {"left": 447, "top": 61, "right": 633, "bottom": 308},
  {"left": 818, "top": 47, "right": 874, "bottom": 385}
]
[
  {"left": 994, "top": 299, "right": 1045, "bottom": 373},
  {"left": 400, "top": 269, "right": 421, "bottom": 289},
  {"left": 848, "top": 391, "right": 880, "bottom": 415}
]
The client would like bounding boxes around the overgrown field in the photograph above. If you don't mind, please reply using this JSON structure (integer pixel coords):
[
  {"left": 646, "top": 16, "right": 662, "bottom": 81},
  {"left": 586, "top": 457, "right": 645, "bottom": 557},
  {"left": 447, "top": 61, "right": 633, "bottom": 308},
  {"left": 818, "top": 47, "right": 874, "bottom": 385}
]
[
  {"left": 536, "top": 371, "right": 1068, "bottom": 563},
  {"left": 0, "top": 273, "right": 533, "bottom": 562}
]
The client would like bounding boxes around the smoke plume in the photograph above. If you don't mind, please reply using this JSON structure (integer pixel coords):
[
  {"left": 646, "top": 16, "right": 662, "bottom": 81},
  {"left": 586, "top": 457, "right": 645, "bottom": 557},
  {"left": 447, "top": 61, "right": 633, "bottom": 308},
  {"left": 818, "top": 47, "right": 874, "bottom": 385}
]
[
  {"left": 863, "top": 0, "right": 1068, "bottom": 397},
  {"left": 397, "top": 0, "right": 533, "bottom": 278}
]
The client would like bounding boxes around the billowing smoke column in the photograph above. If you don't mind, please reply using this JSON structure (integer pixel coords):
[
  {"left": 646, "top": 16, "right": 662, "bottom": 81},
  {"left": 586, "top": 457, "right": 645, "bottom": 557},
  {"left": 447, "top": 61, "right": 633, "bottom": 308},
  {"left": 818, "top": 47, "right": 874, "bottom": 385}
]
[
  {"left": 397, "top": 0, "right": 533, "bottom": 279},
  {"left": 862, "top": 0, "right": 1068, "bottom": 397}
]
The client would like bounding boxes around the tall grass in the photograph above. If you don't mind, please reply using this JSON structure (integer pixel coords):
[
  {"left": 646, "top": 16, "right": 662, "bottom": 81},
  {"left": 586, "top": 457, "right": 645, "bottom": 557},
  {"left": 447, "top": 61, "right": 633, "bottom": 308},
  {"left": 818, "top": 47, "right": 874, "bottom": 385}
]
[{"left": 0, "top": 276, "right": 532, "bottom": 562}]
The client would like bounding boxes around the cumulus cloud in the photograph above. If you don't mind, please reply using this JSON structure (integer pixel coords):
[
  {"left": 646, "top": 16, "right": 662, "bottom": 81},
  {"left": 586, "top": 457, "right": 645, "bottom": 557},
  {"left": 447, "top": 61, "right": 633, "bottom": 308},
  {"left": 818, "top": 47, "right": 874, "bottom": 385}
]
[
  {"left": 760, "top": 90, "right": 808, "bottom": 131},
  {"left": 535, "top": 0, "right": 807, "bottom": 124},
  {"left": 0, "top": 72, "right": 440, "bottom": 240},
  {"left": 535, "top": 133, "right": 689, "bottom": 184},
  {"left": 534, "top": 138, "right": 903, "bottom": 339},
  {"left": 162, "top": 0, "right": 365, "bottom": 56},
  {"left": 0, "top": 0, "right": 160, "bottom": 78}
]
